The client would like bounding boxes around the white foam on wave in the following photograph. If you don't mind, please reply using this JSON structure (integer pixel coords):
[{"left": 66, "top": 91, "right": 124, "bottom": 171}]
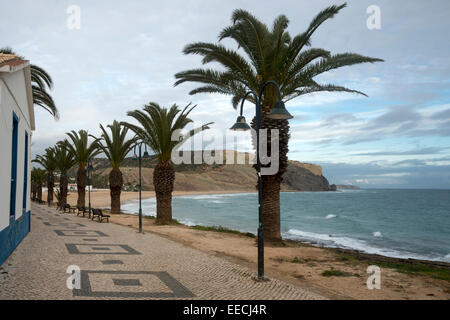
[
  {"left": 175, "top": 192, "right": 254, "bottom": 200},
  {"left": 283, "top": 229, "right": 442, "bottom": 261},
  {"left": 121, "top": 197, "right": 156, "bottom": 215},
  {"left": 325, "top": 214, "right": 336, "bottom": 219},
  {"left": 178, "top": 218, "right": 197, "bottom": 226},
  {"left": 373, "top": 231, "right": 383, "bottom": 237}
]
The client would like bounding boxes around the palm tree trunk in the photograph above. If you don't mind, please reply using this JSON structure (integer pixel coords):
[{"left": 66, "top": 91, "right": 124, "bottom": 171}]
[
  {"left": 31, "top": 183, "right": 36, "bottom": 201},
  {"left": 262, "top": 175, "right": 281, "bottom": 243},
  {"left": 60, "top": 174, "right": 68, "bottom": 206},
  {"left": 153, "top": 163, "right": 175, "bottom": 224},
  {"left": 77, "top": 167, "right": 87, "bottom": 207},
  {"left": 109, "top": 168, "right": 123, "bottom": 213},
  {"left": 47, "top": 173, "right": 54, "bottom": 206},
  {"left": 37, "top": 182, "right": 43, "bottom": 202},
  {"left": 251, "top": 109, "right": 290, "bottom": 244}
]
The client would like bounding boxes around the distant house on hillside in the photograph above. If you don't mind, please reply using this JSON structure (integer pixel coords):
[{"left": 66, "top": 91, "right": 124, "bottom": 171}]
[{"left": 0, "top": 53, "right": 34, "bottom": 266}]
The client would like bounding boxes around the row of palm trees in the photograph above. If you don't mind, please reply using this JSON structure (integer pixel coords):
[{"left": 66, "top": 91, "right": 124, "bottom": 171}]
[
  {"left": 33, "top": 103, "right": 211, "bottom": 224},
  {"left": 30, "top": 4, "right": 382, "bottom": 242}
]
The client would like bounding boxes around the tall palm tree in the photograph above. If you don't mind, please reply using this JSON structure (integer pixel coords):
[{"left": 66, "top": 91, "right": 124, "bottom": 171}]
[
  {"left": 174, "top": 4, "right": 383, "bottom": 243},
  {"left": 32, "top": 147, "right": 57, "bottom": 205},
  {"left": 122, "top": 103, "right": 212, "bottom": 224},
  {"left": 93, "top": 121, "right": 137, "bottom": 213},
  {"left": 62, "top": 130, "right": 101, "bottom": 208},
  {"left": 0, "top": 47, "right": 58, "bottom": 119},
  {"left": 53, "top": 143, "right": 76, "bottom": 207},
  {"left": 31, "top": 168, "right": 46, "bottom": 203}
]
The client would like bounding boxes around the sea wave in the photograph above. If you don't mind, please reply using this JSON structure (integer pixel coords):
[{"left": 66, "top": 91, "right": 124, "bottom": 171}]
[
  {"left": 178, "top": 218, "right": 197, "bottom": 226},
  {"left": 283, "top": 229, "right": 445, "bottom": 261},
  {"left": 325, "top": 214, "right": 336, "bottom": 219},
  {"left": 175, "top": 193, "right": 254, "bottom": 200},
  {"left": 373, "top": 231, "right": 383, "bottom": 237}
]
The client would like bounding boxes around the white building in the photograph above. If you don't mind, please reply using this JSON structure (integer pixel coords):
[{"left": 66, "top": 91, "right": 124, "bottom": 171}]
[{"left": 0, "top": 54, "right": 34, "bottom": 266}]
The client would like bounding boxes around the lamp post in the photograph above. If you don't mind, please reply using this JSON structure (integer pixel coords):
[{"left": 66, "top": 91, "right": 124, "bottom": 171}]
[
  {"left": 230, "top": 80, "right": 293, "bottom": 281},
  {"left": 87, "top": 159, "right": 93, "bottom": 218},
  {"left": 133, "top": 142, "right": 150, "bottom": 233}
]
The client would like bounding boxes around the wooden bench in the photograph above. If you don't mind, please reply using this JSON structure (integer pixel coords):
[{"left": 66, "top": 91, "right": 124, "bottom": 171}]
[
  {"left": 91, "top": 208, "right": 110, "bottom": 223},
  {"left": 76, "top": 205, "right": 87, "bottom": 217},
  {"left": 63, "top": 204, "right": 76, "bottom": 213}
]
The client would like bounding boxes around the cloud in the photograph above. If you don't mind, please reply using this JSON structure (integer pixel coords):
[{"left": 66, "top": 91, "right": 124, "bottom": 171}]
[
  {"left": 351, "top": 147, "right": 446, "bottom": 156},
  {"left": 318, "top": 160, "right": 450, "bottom": 189},
  {"left": 2, "top": 0, "right": 450, "bottom": 188}
]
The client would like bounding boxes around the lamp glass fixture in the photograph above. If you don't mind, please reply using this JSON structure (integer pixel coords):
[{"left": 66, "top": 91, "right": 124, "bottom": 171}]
[
  {"left": 230, "top": 115, "right": 251, "bottom": 131},
  {"left": 267, "top": 100, "right": 293, "bottom": 120}
]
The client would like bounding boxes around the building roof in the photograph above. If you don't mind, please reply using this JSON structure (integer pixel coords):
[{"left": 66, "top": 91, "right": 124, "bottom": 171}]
[
  {"left": 0, "top": 53, "right": 18, "bottom": 64},
  {"left": 0, "top": 53, "right": 29, "bottom": 72},
  {"left": 0, "top": 53, "right": 35, "bottom": 130}
]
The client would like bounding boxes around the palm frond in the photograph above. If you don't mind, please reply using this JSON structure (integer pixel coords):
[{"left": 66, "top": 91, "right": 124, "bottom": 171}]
[
  {"left": 175, "top": 4, "right": 383, "bottom": 109},
  {"left": 123, "top": 103, "right": 213, "bottom": 163},
  {"left": 95, "top": 121, "right": 137, "bottom": 169}
]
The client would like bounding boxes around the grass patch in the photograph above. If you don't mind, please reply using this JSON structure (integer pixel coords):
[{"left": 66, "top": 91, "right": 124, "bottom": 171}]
[
  {"left": 335, "top": 252, "right": 450, "bottom": 281},
  {"left": 336, "top": 253, "right": 359, "bottom": 262},
  {"left": 321, "top": 270, "right": 355, "bottom": 277},
  {"left": 376, "top": 261, "right": 450, "bottom": 281},
  {"left": 154, "top": 218, "right": 182, "bottom": 225},
  {"left": 192, "top": 225, "right": 256, "bottom": 238},
  {"left": 289, "top": 257, "right": 305, "bottom": 264},
  {"left": 172, "top": 218, "right": 182, "bottom": 225}
]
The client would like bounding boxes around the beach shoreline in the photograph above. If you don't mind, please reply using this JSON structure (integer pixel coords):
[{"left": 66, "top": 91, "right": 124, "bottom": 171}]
[
  {"left": 47, "top": 189, "right": 449, "bottom": 265},
  {"left": 44, "top": 189, "right": 254, "bottom": 208}
]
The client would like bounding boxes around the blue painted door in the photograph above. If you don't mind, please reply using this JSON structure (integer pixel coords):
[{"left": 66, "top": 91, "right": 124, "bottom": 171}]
[
  {"left": 10, "top": 113, "right": 18, "bottom": 217},
  {"left": 23, "top": 131, "right": 28, "bottom": 213}
]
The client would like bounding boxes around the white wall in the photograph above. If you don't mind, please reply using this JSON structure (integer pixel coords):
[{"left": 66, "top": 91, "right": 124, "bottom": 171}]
[{"left": 0, "top": 68, "right": 32, "bottom": 231}]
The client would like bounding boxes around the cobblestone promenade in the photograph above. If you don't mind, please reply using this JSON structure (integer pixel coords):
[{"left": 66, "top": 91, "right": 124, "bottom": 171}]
[{"left": 0, "top": 203, "right": 324, "bottom": 300}]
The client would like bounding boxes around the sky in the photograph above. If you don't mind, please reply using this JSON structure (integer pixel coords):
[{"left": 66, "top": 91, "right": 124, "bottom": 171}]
[{"left": 1, "top": 0, "right": 449, "bottom": 189}]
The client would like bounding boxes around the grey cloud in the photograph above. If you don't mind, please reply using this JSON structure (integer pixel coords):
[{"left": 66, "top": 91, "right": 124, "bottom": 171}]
[
  {"left": 318, "top": 160, "right": 450, "bottom": 189},
  {"left": 320, "top": 113, "right": 358, "bottom": 127},
  {"left": 365, "top": 106, "right": 421, "bottom": 129},
  {"left": 431, "top": 108, "right": 450, "bottom": 120},
  {"left": 351, "top": 147, "right": 445, "bottom": 156}
]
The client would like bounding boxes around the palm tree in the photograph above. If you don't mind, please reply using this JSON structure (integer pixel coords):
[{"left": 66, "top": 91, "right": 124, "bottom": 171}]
[
  {"left": 32, "top": 147, "right": 57, "bottom": 205},
  {"left": 122, "top": 103, "right": 212, "bottom": 224},
  {"left": 53, "top": 144, "right": 76, "bottom": 207},
  {"left": 31, "top": 168, "right": 46, "bottom": 203},
  {"left": 93, "top": 121, "right": 137, "bottom": 213},
  {"left": 0, "top": 47, "right": 58, "bottom": 119},
  {"left": 62, "top": 130, "right": 101, "bottom": 208},
  {"left": 174, "top": 4, "right": 383, "bottom": 243}
]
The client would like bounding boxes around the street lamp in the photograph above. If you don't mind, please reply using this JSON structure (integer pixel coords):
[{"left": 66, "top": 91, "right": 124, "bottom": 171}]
[
  {"left": 87, "top": 159, "right": 94, "bottom": 218},
  {"left": 133, "top": 142, "right": 150, "bottom": 233},
  {"left": 230, "top": 80, "right": 293, "bottom": 281}
]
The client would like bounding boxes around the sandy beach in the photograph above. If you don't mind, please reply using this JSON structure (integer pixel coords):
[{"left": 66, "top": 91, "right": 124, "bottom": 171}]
[
  {"left": 42, "top": 189, "right": 450, "bottom": 299},
  {"left": 43, "top": 189, "right": 253, "bottom": 209}
]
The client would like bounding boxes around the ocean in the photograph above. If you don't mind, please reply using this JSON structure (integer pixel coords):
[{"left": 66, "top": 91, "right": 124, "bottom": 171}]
[{"left": 121, "top": 189, "right": 450, "bottom": 262}]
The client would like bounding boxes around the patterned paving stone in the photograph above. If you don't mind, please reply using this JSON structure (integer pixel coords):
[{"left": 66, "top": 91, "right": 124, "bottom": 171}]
[
  {"left": 54, "top": 230, "right": 108, "bottom": 237},
  {"left": 0, "top": 203, "right": 325, "bottom": 300}
]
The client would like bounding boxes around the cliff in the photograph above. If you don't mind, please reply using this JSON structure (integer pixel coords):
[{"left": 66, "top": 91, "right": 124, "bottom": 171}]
[{"left": 73, "top": 151, "right": 332, "bottom": 192}]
